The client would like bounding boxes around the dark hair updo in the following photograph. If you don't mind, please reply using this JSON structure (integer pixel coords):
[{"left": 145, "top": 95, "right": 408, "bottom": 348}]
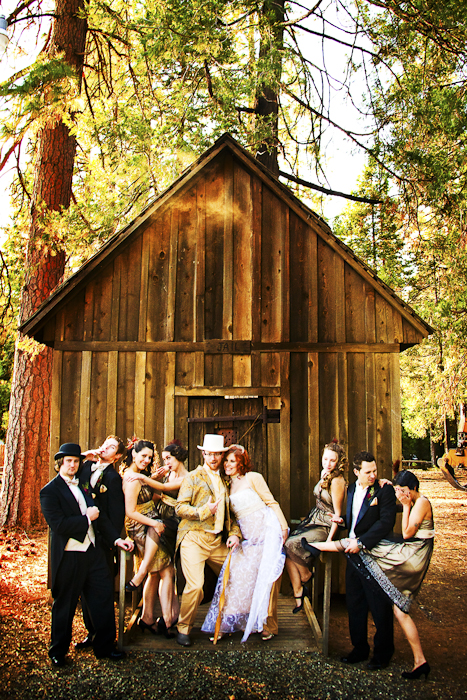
[
  {"left": 163, "top": 439, "right": 188, "bottom": 463},
  {"left": 394, "top": 469, "right": 419, "bottom": 492},
  {"left": 123, "top": 439, "right": 155, "bottom": 475}
]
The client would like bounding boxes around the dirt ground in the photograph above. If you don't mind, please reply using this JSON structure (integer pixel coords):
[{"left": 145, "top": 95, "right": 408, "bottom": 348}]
[{"left": 0, "top": 469, "right": 466, "bottom": 699}]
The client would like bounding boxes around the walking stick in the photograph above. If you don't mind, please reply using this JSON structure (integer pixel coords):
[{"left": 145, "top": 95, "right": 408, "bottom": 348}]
[{"left": 213, "top": 549, "right": 232, "bottom": 644}]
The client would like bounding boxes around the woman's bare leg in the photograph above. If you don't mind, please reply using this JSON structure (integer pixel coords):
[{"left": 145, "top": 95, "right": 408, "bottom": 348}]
[
  {"left": 131, "top": 528, "right": 160, "bottom": 587},
  {"left": 141, "top": 572, "right": 160, "bottom": 626},
  {"left": 393, "top": 605, "right": 426, "bottom": 669},
  {"left": 159, "top": 565, "right": 178, "bottom": 628},
  {"left": 285, "top": 557, "right": 312, "bottom": 598}
]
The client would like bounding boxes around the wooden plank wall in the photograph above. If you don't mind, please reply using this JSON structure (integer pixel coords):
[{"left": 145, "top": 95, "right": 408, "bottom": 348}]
[{"left": 51, "top": 149, "right": 411, "bottom": 524}]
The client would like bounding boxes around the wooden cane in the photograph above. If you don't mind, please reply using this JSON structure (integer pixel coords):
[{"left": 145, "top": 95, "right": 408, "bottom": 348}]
[{"left": 213, "top": 549, "right": 232, "bottom": 644}]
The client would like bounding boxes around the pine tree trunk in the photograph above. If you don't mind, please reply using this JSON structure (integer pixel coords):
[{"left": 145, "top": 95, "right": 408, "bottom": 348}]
[
  {"left": 255, "top": 0, "right": 285, "bottom": 175},
  {"left": 0, "top": 0, "right": 87, "bottom": 529}
]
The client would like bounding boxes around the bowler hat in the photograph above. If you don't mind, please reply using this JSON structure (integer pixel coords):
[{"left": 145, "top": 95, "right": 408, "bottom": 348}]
[
  {"left": 54, "top": 443, "right": 85, "bottom": 460},
  {"left": 197, "top": 434, "right": 229, "bottom": 452}
]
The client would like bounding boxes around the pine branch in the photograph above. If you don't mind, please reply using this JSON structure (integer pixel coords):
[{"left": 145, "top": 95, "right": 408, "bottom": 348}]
[{"left": 278, "top": 170, "right": 383, "bottom": 204}]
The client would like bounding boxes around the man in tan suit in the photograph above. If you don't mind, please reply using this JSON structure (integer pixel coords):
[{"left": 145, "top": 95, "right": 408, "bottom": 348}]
[{"left": 175, "top": 434, "right": 241, "bottom": 647}]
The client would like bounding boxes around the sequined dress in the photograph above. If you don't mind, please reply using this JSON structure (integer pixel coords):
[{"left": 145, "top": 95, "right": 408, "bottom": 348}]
[
  {"left": 201, "top": 487, "right": 285, "bottom": 642},
  {"left": 347, "top": 511, "right": 434, "bottom": 613},
  {"left": 124, "top": 483, "right": 171, "bottom": 572},
  {"left": 285, "top": 478, "right": 343, "bottom": 568}
]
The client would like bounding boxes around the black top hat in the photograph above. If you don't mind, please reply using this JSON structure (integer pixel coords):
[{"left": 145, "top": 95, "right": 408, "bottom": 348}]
[{"left": 54, "top": 443, "right": 85, "bottom": 460}]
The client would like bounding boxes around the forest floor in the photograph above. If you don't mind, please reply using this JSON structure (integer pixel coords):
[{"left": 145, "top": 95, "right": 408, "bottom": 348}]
[{"left": 0, "top": 469, "right": 466, "bottom": 700}]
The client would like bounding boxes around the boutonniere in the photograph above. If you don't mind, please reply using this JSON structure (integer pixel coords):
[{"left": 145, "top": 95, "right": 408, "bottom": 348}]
[
  {"left": 81, "top": 482, "right": 91, "bottom": 495},
  {"left": 99, "top": 484, "right": 108, "bottom": 494},
  {"left": 366, "top": 485, "right": 376, "bottom": 502}
]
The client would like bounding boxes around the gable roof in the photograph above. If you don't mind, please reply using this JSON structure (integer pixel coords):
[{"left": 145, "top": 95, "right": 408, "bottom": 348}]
[{"left": 20, "top": 132, "right": 433, "bottom": 340}]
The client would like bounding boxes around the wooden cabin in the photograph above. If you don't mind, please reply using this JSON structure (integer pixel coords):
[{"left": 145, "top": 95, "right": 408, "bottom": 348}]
[{"left": 21, "top": 133, "right": 431, "bottom": 527}]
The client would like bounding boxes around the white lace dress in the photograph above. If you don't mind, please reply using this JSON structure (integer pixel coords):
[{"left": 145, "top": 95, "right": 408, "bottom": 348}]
[{"left": 201, "top": 487, "right": 285, "bottom": 642}]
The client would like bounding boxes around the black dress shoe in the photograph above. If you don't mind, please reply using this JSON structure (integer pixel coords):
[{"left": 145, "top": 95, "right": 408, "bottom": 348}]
[
  {"left": 75, "top": 635, "right": 94, "bottom": 650},
  {"left": 50, "top": 655, "right": 66, "bottom": 667},
  {"left": 176, "top": 632, "right": 192, "bottom": 647},
  {"left": 96, "top": 649, "right": 127, "bottom": 661},
  {"left": 340, "top": 649, "right": 369, "bottom": 664},
  {"left": 367, "top": 658, "right": 389, "bottom": 670}
]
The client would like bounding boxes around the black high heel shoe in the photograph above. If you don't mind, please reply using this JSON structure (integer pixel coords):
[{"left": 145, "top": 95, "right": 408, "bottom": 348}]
[
  {"left": 401, "top": 661, "right": 430, "bottom": 680},
  {"left": 292, "top": 584, "right": 309, "bottom": 614},
  {"left": 138, "top": 618, "right": 158, "bottom": 635},
  {"left": 157, "top": 617, "right": 175, "bottom": 639},
  {"left": 125, "top": 579, "right": 141, "bottom": 594},
  {"left": 301, "top": 538, "right": 321, "bottom": 559}
]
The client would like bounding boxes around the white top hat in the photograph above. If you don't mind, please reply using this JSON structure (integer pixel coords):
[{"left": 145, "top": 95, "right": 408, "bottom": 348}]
[{"left": 197, "top": 434, "right": 229, "bottom": 452}]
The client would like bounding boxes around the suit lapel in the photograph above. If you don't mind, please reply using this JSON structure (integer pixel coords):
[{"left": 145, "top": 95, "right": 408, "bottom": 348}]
[
  {"left": 346, "top": 482, "right": 356, "bottom": 526},
  {"left": 56, "top": 475, "right": 83, "bottom": 514}
]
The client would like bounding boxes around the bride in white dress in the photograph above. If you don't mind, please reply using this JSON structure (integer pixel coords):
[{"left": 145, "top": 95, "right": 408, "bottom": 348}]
[{"left": 202, "top": 445, "right": 288, "bottom": 642}]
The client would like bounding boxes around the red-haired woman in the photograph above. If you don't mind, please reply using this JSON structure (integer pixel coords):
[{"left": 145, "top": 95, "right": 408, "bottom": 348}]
[{"left": 201, "top": 445, "right": 288, "bottom": 642}]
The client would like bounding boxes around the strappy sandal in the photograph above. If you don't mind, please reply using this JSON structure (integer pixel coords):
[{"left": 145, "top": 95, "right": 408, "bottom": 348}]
[{"left": 292, "top": 584, "right": 309, "bottom": 614}]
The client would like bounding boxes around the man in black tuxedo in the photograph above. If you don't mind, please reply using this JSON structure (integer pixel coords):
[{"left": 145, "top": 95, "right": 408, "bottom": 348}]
[
  {"left": 76, "top": 435, "right": 133, "bottom": 650},
  {"left": 341, "top": 450, "right": 397, "bottom": 670},
  {"left": 40, "top": 443, "right": 126, "bottom": 667}
]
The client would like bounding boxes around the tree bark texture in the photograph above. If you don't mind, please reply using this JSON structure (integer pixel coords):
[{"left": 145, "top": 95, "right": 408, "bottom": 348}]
[
  {"left": 0, "top": 0, "right": 87, "bottom": 529},
  {"left": 255, "top": 0, "right": 285, "bottom": 176}
]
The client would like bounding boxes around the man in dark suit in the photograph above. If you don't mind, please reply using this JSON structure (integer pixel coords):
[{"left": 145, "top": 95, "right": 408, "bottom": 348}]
[
  {"left": 341, "top": 450, "right": 397, "bottom": 670},
  {"left": 75, "top": 435, "right": 133, "bottom": 650},
  {"left": 40, "top": 443, "right": 126, "bottom": 667}
]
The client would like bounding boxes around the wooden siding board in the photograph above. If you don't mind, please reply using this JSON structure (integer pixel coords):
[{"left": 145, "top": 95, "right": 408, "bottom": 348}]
[
  {"left": 176, "top": 352, "right": 195, "bottom": 387},
  {"left": 290, "top": 353, "right": 310, "bottom": 520},
  {"left": 93, "top": 270, "right": 113, "bottom": 342},
  {"left": 195, "top": 176, "right": 206, "bottom": 342},
  {"left": 318, "top": 353, "right": 338, "bottom": 446},
  {"left": 335, "top": 255, "right": 345, "bottom": 343},
  {"left": 308, "top": 352, "right": 320, "bottom": 510},
  {"left": 280, "top": 353, "right": 291, "bottom": 522},
  {"left": 64, "top": 289, "right": 85, "bottom": 341},
  {"left": 317, "top": 240, "right": 337, "bottom": 343},
  {"left": 233, "top": 355, "right": 251, "bottom": 387},
  {"left": 364, "top": 284, "right": 377, "bottom": 344},
  {"left": 134, "top": 351, "right": 147, "bottom": 437},
  {"left": 146, "top": 213, "right": 170, "bottom": 342},
  {"left": 205, "top": 158, "right": 225, "bottom": 340},
  {"left": 233, "top": 161, "right": 253, "bottom": 341},
  {"left": 138, "top": 229, "right": 150, "bottom": 341},
  {"left": 89, "top": 351, "right": 108, "bottom": 446},
  {"left": 251, "top": 176, "right": 262, "bottom": 385},
  {"left": 164, "top": 353, "right": 176, "bottom": 447},
  {"left": 261, "top": 352, "right": 280, "bottom": 387},
  {"left": 106, "top": 350, "right": 118, "bottom": 435},
  {"left": 344, "top": 264, "right": 366, "bottom": 343},
  {"left": 347, "top": 353, "right": 367, "bottom": 473},
  {"left": 110, "top": 258, "right": 121, "bottom": 342},
  {"left": 116, "top": 352, "right": 135, "bottom": 442},
  {"left": 79, "top": 351, "right": 92, "bottom": 449},
  {"left": 289, "top": 213, "right": 312, "bottom": 343},
  {"left": 366, "top": 353, "right": 377, "bottom": 456},
  {"left": 175, "top": 189, "right": 197, "bottom": 342},
  {"left": 50, "top": 350, "right": 63, "bottom": 478},
  {"left": 390, "top": 353, "right": 402, "bottom": 467},
  {"left": 118, "top": 236, "right": 142, "bottom": 341},
  {"left": 166, "top": 208, "right": 179, "bottom": 342},
  {"left": 337, "top": 352, "right": 348, "bottom": 449},
  {"left": 60, "top": 352, "right": 81, "bottom": 444},
  {"left": 223, "top": 152, "right": 234, "bottom": 341},
  {"left": 375, "top": 353, "right": 392, "bottom": 478},
  {"left": 261, "top": 187, "right": 283, "bottom": 343}
]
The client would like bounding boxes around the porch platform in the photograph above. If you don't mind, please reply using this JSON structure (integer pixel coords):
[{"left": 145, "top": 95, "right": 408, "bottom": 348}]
[{"left": 121, "top": 594, "right": 317, "bottom": 652}]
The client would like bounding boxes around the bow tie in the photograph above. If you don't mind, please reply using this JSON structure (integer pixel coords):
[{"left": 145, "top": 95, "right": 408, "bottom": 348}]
[
  {"left": 91, "top": 464, "right": 104, "bottom": 472},
  {"left": 64, "top": 476, "right": 79, "bottom": 486}
]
